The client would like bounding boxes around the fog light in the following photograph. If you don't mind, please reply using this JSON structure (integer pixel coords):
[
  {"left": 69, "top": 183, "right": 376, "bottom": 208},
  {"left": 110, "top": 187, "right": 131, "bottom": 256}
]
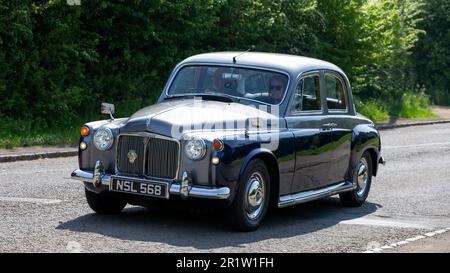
[
  {"left": 212, "top": 156, "right": 220, "bottom": 165},
  {"left": 79, "top": 141, "right": 87, "bottom": 150}
]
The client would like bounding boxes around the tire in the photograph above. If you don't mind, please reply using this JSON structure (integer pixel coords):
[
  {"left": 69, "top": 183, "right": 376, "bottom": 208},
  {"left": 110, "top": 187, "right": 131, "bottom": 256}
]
[
  {"left": 340, "top": 151, "right": 373, "bottom": 207},
  {"left": 227, "top": 158, "right": 270, "bottom": 231},
  {"left": 85, "top": 188, "right": 127, "bottom": 214}
]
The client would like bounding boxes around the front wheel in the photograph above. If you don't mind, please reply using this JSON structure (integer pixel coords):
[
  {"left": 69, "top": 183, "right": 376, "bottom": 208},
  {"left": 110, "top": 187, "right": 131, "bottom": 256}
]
[
  {"left": 340, "top": 151, "right": 373, "bottom": 207},
  {"left": 85, "top": 188, "right": 127, "bottom": 214},
  {"left": 227, "top": 159, "right": 270, "bottom": 231}
]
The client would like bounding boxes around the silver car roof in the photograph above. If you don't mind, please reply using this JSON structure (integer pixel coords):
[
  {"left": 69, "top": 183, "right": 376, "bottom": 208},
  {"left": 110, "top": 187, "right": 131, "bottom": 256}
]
[{"left": 179, "top": 52, "right": 345, "bottom": 76}]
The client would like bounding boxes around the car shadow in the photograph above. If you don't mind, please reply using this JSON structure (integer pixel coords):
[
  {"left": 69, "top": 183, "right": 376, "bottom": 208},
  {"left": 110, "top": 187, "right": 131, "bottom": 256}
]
[{"left": 56, "top": 197, "right": 381, "bottom": 250}]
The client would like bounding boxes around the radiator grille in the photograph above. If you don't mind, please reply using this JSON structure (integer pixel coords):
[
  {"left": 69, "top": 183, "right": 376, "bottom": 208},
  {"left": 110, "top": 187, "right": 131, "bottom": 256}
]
[
  {"left": 145, "top": 138, "right": 179, "bottom": 179},
  {"left": 117, "top": 135, "right": 146, "bottom": 175},
  {"left": 117, "top": 135, "right": 179, "bottom": 179}
]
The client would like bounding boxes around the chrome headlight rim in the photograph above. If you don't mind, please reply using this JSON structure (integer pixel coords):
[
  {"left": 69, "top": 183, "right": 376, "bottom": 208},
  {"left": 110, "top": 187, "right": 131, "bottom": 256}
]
[
  {"left": 184, "top": 136, "right": 207, "bottom": 160},
  {"left": 93, "top": 127, "right": 114, "bottom": 151}
]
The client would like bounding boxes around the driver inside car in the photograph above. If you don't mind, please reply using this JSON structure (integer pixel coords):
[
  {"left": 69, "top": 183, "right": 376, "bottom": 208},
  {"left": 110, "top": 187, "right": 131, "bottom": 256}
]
[{"left": 267, "top": 75, "right": 286, "bottom": 104}]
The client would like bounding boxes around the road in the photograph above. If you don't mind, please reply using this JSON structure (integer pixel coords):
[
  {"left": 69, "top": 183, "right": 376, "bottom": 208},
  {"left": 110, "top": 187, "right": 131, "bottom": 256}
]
[{"left": 1, "top": 123, "right": 449, "bottom": 253}]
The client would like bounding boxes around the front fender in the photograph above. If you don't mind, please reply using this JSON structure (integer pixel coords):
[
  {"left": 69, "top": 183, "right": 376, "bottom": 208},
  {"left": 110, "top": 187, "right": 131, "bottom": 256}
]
[
  {"left": 239, "top": 148, "right": 278, "bottom": 178},
  {"left": 213, "top": 143, "right": 275, "bottom": 204}
]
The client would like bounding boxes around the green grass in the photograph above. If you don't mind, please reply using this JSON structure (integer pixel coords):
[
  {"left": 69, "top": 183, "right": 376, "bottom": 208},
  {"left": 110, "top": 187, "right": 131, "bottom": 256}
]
[
  {"left": 397, "top": 92, "right": 437, "bottom": 119},
  {"left": 356, "top": 100, "right": 390, "bottom": 122},
  {"left": 0, "top": 118, "right": 80, "bottom": 149},
  {"left": 357, "top": 92, "right": 436, "bottom": 122}
]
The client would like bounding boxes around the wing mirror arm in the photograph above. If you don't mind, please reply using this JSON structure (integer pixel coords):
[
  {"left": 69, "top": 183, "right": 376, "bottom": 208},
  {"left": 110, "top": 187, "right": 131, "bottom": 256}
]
[{"left": 101, "top": 102, "right": 115, "bottom": 121}]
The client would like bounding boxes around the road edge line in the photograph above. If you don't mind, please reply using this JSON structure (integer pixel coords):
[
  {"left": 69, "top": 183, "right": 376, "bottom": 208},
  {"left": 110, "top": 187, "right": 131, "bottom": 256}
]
[
  {"left": 363, "top": 227, "right": 450, "bottom": 253},
  {"left": 376, "top": 119, "right": 450, "bottom": 130}
]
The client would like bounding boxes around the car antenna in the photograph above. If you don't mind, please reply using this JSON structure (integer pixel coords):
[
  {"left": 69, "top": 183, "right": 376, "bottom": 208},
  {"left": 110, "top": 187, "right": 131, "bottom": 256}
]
[{"left": 233, "top": 45, "right": 255, "bottom": 64}]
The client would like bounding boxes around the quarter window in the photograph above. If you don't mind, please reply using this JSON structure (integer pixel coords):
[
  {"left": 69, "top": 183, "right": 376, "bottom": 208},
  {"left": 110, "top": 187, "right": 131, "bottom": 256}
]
[
  {"left": 325, "top": 74, "right": 347, "bottom": 110},
  {"left": 291, "top": 75, "right": 321, "bottom": 112}
]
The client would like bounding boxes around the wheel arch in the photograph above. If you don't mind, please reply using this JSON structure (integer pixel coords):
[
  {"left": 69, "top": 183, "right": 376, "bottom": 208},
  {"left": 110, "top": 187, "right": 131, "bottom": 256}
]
[
  {"left": 350, "top": 124, "right": 381, "bottom": 178},
  {"left": 239, "top": 148, "right": 280, "bottom": 208}
]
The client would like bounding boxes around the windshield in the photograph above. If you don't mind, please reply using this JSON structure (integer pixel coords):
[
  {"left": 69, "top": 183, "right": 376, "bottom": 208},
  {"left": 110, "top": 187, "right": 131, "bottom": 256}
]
[{"left": 167, "top": 65, "right": 289, "bottom": 105}]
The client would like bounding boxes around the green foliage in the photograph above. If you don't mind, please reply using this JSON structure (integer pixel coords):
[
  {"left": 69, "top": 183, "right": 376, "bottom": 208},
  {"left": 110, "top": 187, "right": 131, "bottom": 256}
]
[
  {"left": 0, "top": 0, "right": 445, "bottom": 147},
  {"left": 413, "top": 0, "right": 450, "bottom": 105},
  {"left": 0, "top": 117, "right": 80, "bottom": 148},
  {"left": 353, "top": 0, "right": 425, "bottom": 99},
  {"left": 356, "top": 100, "right": 389, "bottom": 122},
  {"left": 398, "top": 92, "right": 435, "bottom": 119}
]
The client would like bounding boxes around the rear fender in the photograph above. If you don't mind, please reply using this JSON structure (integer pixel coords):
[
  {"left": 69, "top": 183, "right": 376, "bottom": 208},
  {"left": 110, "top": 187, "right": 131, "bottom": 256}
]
[{"left": 349, "top": 124, "right": 381, "bottom": 178}]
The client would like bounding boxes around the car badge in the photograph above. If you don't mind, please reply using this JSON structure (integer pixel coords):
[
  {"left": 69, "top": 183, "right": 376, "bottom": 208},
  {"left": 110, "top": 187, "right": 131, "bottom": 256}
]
[{"left": 127, "top": 150, "right": 138, "bottom": 164}]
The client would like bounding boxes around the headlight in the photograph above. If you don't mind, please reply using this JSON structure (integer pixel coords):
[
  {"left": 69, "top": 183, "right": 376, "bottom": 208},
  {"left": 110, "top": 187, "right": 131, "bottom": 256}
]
[
  {"left": 184, "top": 137, "right": 206, "bottom": 160},
  {"left": 93, "top": 127, "right": 114, "bottom": 151}
]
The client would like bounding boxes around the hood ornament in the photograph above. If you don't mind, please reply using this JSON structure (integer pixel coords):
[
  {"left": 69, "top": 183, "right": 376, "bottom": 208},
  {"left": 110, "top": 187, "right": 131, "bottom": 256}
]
[
  {"left": 146, "top": 118, "right": 151, "bottom": 131},
  {"left": 127, "top": 150, "right": 138, "bottom": 164}
]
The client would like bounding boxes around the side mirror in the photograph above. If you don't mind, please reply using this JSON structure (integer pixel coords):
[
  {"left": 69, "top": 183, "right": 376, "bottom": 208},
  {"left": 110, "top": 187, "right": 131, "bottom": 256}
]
[{"left": 101, "top": 102, "right": 115, "bottom": 120}]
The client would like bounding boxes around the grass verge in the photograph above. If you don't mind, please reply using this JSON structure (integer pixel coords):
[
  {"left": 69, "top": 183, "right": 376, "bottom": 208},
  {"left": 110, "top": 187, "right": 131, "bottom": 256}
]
[
  {"left": 356, "top": 92, "right": 437, "bottom": 122},
  {"left": 0, "top": 118, "right": 80, "bottom": 149}
]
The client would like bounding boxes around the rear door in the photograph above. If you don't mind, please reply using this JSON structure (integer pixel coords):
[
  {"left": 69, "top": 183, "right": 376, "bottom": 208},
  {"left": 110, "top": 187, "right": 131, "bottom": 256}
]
[{"left": 323, "top": 71, "right": 353, "bottom": 185}]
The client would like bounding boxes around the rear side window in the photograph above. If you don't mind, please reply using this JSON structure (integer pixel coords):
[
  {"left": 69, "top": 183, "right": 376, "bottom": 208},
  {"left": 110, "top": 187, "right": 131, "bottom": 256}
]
[
  {"left": 291, "top": 75, "right": 321, "bottom": 112},
  {"left": 325, "top": 74, "right": 347, "bottom": 111}
]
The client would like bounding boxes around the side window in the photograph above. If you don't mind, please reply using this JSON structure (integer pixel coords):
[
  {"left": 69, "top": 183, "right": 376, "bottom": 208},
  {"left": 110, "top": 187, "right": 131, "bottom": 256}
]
[
  {"left": 291, "top": 75, "right": 321, "bottom": 112},
  {"left": 325, "top": 74, "right": 347, "bottom": 110}
]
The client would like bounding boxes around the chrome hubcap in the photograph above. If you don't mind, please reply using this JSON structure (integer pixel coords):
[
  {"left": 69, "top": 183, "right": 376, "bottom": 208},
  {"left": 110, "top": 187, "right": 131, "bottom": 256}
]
[
  {"left": 245, "top": 172, "right": 265, "bottom": 220},
  {"left": 356, "top": 158, "right": 369, "bottom": 196}
]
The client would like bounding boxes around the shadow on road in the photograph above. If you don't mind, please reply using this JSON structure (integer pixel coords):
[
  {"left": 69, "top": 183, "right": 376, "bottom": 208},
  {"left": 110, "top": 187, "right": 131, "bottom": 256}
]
[{"left": 56, "top": 197, "right": 381, "bottom": 249}]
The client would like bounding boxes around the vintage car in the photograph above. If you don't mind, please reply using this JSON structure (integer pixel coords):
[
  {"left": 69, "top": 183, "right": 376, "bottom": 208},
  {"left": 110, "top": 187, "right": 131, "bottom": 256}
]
[{"left": 71, "top": 52, "right": 384, "bottom": 231}]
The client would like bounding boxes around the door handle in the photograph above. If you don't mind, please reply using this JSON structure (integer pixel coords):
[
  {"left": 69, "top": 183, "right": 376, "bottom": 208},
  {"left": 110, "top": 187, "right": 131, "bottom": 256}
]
[{"left": 320, "top": 123, "right": 337, "bottom": 130}]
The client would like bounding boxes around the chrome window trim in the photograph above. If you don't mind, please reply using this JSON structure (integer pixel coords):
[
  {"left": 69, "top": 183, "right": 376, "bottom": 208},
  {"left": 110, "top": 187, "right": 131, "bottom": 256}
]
[
  {"left": 287, "top": 71, "right": 324, "bottom": 116},
  {"left": 324, "top": 71, "right": 349, "bottom": 114},
  {"left": 115, "top": 132, "right": 181, "bottom": 181},
  {"left": 164, "top": 63, "right": 292, "bottom": 107}
]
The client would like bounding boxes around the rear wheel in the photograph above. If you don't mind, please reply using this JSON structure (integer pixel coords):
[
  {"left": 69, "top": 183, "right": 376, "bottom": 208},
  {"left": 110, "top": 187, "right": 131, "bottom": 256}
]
[
  {"left": 227, "top": 159, "right": 270, "bottom": 231},
  {"left": 340, "top": 151, "right": 373, "bottom": 207},
  {"left": 85, "top": 188, "right": 127, "bottom": 214}
]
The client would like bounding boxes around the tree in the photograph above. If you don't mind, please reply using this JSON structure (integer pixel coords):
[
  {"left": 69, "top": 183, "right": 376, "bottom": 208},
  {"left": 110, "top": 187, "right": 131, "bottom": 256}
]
[
  {"left": 413, "top": 0, "right": 450, "bottom": 105},
  {"left": 355, "top": 0, "right": 425, "bottom": 99}
]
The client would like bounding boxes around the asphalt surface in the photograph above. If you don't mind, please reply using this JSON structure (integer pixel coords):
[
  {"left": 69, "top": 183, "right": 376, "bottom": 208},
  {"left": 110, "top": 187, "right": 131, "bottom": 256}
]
[{"left": 0, "top": 123, "right": 449, "bottom": 253}]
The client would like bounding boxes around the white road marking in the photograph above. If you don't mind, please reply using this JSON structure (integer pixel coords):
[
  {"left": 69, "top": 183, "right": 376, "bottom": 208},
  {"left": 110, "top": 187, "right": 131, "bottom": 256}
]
[
  {"left": 383, "top": 142, "right": 450, "bottom": 149},
  {"left": 406, "top": 235, "right": 425, "bottom": 242},
  {"left": 340, "top": 217, "right": 431, "bottom": 229},
  {"left": 340, "top": 214, "right": 450, "bottom": 230},
  {"left": 0, "top": 197, "right": 62, "bottom": 204},
  {"left": 363, "top": 228, "right": 450, "bottom": 253}
]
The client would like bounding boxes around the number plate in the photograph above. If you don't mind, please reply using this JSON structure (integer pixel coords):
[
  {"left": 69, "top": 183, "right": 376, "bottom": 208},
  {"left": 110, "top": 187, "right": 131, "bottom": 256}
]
[{"left": 110, "top": 176, "right": 169, "bottom": 199}]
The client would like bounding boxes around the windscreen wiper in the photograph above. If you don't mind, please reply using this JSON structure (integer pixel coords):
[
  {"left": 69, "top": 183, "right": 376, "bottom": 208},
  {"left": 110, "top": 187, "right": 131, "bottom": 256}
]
[
  {"left": 198, "top": 93, "right": 239, "bottom": 103},
  {"left": 165, "top": 93, "right": 239, "bottom": 103}
]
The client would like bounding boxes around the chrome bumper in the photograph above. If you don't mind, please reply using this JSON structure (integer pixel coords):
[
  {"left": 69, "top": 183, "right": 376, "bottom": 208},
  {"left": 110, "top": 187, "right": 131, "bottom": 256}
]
[{"left": 71, "top": 168, "right": 230, "bottom": 200}]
